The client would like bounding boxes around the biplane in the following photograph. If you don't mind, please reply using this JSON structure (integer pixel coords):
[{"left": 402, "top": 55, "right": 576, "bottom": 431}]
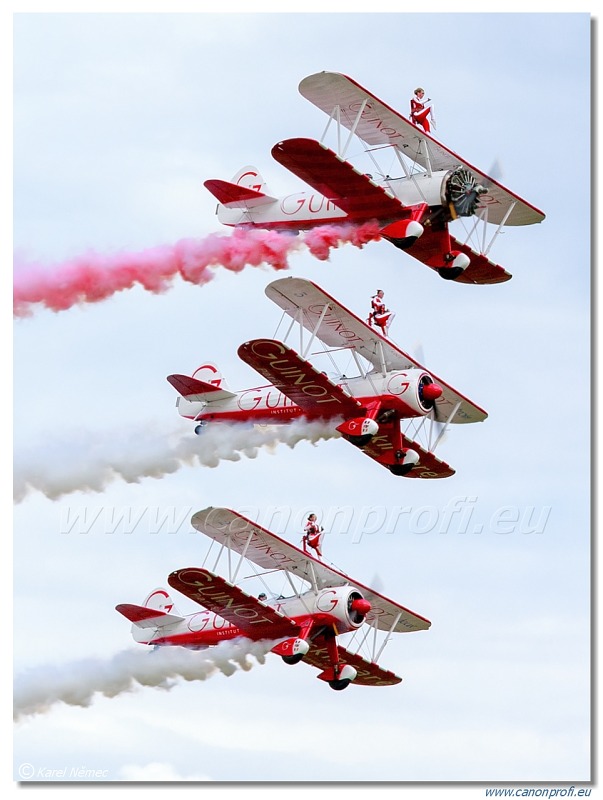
[
  {"left": 167, "top": 277, "right": 487, "bottom": 479},
  {"left": 204, "top": 71, "right": 545, "bottom": 285},
  {"left": 116, "top": 507, "right": 430, "bottom": 691}
]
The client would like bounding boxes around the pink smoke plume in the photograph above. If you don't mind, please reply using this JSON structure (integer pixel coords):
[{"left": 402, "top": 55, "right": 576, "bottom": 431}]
[{"left": 13, "top": 223, "right": 382, "bottom": 317}]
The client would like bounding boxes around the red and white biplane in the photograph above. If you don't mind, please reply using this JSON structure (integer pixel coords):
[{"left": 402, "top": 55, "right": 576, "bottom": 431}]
[
  {"left": 204, "top": 71, "right": 545, "bottom": 284},
  {"left": 167, "top": 277, "right": 487, "bottom": 479},
  {"left": 116, "top": 507, "right": 430, "bottom": 691}
]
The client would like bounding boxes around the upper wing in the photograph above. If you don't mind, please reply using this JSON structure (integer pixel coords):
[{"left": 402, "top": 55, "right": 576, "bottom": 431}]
[
  {"left": 190, "top": 508, "right": 431, "bottom": 633},
  {"left": 303, "top": 639, "right": 402, "bottom": 686},
  {"left": 265, "top": 277, "right": 487, "bottom": 424},
  {"left": 271, "top": 138, "right": 404, "bottom": 221},
  {"left": 191, "top": 507, "right": 346, "bottom": 590},
  {"left": 298, "top": 71, "right": 545, "bottom": 227},
  {"left": 167, "top": 567, "right": 299, "bottom": 639},
  {"left": 237, "top": 338, "right": 363, "bottom": 418}
]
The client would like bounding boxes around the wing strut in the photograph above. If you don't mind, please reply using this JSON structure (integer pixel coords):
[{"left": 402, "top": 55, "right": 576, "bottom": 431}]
[
  {"left": 374, "top": 612, "right": 402, "bottom": 662},
  {"left": 480, "top": 200, "right": 517, "bottom": 256},
  {"left": 430, "top": 401, "right": 461, "bottom": 451},
  {"left": 393, "top": 146, "right": 432, "bottom": 205},
  {"left": 282, "top": 567, "right": 315, "bottom": 615},
  {"left": 302, "top": 301, "right": 331, "bottom": 360},
  {"left": 342, "top": 98, "right": 368, "bottom": 159},
  {"left": 231, "top": 528, "right": 255, "bottom": 585},
  {"left": 319, "top": 97, "right": 370, "bottom": 160},
  {"left": 376, "top": 339, "right": 388, "bottom": 376}
]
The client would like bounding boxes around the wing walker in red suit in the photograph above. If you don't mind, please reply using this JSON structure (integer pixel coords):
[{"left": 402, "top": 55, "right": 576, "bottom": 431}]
[
  {"left": 368, "top": 289, "right": 396, "bottom": 336},
  {"left": 410, "top": 87, "right": 434, "bottom": 133},
  {"left": 303, "top": 514, "right": 324, "bottom": 557}
]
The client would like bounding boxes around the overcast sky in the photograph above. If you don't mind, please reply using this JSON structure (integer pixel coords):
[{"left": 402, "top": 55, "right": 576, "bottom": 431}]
[{"left": 10, "top": 7, "right": 592, "bottom": 796}]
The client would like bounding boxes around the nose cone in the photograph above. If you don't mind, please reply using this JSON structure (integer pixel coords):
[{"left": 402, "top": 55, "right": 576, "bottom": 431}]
[
  {"left": 350, "top": 598, "right": 371, "bottom": 616},
  {"left": 422, "top": 382, "right": 443, "bottom": 401}
]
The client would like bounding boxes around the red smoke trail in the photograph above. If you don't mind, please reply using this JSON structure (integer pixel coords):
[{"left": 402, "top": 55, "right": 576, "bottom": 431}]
[{"left": 13, "top": 223, "right": 382, "bottom": 317}]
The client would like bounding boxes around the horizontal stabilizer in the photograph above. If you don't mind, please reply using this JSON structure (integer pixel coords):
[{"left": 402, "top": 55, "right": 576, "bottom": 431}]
[
  {"left": 204, "top": 179, "right": 277, "bottom": 209},
  {"left": 166, "top": 374, "right": 236, "bottom": 402},
  {"left": 115, "top": 603, "right": 184, "bottom": 628}
]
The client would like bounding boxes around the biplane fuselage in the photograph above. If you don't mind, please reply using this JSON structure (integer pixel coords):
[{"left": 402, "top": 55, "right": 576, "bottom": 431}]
[
  {"left": 214, "top": 168, "right": 453, "bottom": 231},
  {"left": 175, "top": 367, "right": 440, "bottom": 426},
  {"left": 128, "top": 584, "right": 368, "bottom": 649}
]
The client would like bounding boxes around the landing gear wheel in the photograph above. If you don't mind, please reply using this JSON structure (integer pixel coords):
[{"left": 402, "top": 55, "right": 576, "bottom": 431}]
[
  {"left": 328, "top": 679, "right": 351, "bottom": 691},
  {"left": 347, "top": 434, "right": 374, "bottom": 447},
  {"left": 436, "top": 266, "right": 465, "bottom": 281},
  {"left": 281, "top": 654, "right": 305, "bottom": 665},
  {"left": 194, "top": 423, "right": 207, "bottom": 435},
  {"left": 389, "top": 463, "right": 414, "bottom": 476}
]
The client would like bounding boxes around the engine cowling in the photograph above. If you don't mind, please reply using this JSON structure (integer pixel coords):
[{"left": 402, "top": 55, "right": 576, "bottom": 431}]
[
  {"left": 384, "top": 369, "right": 443, "bottom": 417},
  {"left": 314, "top": 586, "right": 371, "bottom": 632}
]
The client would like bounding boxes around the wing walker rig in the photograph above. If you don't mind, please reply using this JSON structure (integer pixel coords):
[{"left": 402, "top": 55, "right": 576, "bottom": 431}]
[
  {"left": 205, "top": 71, "right": 545, "bottom": 285},
  {"left": 117, "top": 508, "right": 430, "bottom": 691}
]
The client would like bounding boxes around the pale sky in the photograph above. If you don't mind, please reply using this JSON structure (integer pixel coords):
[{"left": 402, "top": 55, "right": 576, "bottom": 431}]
[{"left": 10, "top": 6, "right": 593, "bottom": 796}]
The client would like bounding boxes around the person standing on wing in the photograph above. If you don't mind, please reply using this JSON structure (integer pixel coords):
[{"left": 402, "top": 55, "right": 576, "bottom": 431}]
[
  {"left": 410, "top": 87, "right": 435, "bottom": 132},
  {"left": 368, "top": 289, "right": 396, "bottom": 336},
  {"left": 303, "top": 514, "right": 324, "bottom": 558}
]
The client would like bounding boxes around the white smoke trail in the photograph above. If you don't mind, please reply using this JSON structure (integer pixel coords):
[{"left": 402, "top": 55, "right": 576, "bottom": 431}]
[
  {"left": 13, "top": 418, "right": 341, "bottom": 503},
  {"left": 14, "top": 639, "right": 274, "bottom": 721}
]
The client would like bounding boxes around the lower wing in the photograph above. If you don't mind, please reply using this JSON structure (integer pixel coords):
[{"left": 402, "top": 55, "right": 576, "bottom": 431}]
[
  {"left": 352, "top": 418, "right": 455, "bottom": 478},
  {"left": 407, "top": 230, "right": 512, "bottom": 285},
  {"left": 303, "top": 639, "right": 402, "bottom": 687}
]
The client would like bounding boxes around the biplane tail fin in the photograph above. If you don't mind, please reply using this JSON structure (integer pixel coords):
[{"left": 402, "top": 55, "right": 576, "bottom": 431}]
[
  {"left": 167, "top": 362, "right": 236, "bottom": 403},
  {"left": 116, "top": 587, "right": 185, "bottom": 643},
  {"left": 204, "top": 165, "right": 277, "bottom": 209}
]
